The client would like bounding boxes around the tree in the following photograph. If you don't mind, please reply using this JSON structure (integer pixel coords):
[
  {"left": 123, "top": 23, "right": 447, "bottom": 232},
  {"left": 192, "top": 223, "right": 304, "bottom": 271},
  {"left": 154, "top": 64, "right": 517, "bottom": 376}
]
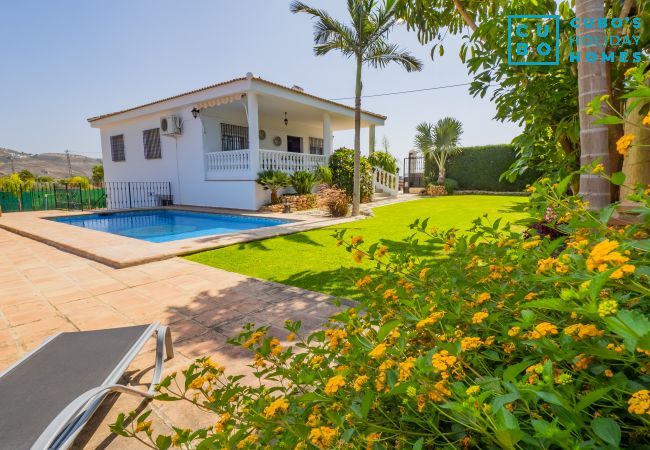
[
  {"left": 256, "top": 170, "right": 291, "bottom": 204},
  {"left": 291, "top": 0, "right": 422, "bottom": 215},
  {"left": 395, "top": 0, "right": 648, "bottom": 204},
  {"left": 0, "top": 173, "right": 25, "bottom": 210},
  {"left": 18, "top": 169, "right": 35, "bottom": 183},
  {"left": 92, "top": 164, "right": 104, "bottom": 184},
  {"left": 414, "top": 117, "right": 463, "bottom": 185}
]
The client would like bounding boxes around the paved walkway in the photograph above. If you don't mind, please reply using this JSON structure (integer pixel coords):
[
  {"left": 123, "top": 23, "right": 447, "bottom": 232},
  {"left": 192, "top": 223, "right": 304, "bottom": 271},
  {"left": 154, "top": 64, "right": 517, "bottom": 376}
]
[{"left": 0, "top": 228, "right": 343, "bottom": 448}]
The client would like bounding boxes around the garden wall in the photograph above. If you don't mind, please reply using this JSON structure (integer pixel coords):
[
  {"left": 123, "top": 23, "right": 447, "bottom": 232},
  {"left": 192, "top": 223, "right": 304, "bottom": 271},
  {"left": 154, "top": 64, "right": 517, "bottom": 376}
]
[{"left": 443, "top": 145, "right": 539, "bottom": 192}]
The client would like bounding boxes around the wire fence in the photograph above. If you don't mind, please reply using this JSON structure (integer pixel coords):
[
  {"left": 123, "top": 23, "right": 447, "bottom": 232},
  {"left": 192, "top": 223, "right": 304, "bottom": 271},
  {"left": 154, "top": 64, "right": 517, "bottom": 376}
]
[{"left": 0, "top": 181, "right": 172, "bottom": 213}]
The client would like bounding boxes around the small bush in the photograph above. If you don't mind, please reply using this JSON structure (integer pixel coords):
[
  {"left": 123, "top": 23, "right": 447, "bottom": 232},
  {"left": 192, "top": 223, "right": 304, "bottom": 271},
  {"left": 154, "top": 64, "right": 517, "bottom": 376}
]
[
  {"left": 290, "top": 170, "right": 319, "bottom": 195},
  {"left": 257, "top": 170, "right": 291, "bottom": 204},
  {"left": 315, "top": 166, "right": 333, "bottom": 185},
  {"left": 444, "top": 177, "right": 459, "bottom": 194},
  {"left": 329, "top": 148, "right": 373, "bottom": 202},
  {"left": 317, "top": 185, "right": 349, "bottom": 217},
  {"left": 368, "top": 150, "right": 398, "bottom": 174}
]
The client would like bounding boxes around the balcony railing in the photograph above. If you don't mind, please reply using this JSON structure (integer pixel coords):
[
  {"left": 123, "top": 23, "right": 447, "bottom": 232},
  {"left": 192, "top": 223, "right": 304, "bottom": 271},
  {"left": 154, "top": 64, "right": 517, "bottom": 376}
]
[
  {"left": 205, "top": 149, "right": 328, "bottom": 180},
  {"left": 259, "top": 149, "right": 328, "bottom": 174}
]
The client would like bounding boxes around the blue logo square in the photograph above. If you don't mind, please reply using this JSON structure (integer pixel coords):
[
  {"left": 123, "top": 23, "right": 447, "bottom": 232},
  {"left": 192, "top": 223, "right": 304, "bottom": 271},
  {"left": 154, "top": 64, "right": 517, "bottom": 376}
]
[{"left": 508, "top": 15, "right": 560, "bottom": 66}]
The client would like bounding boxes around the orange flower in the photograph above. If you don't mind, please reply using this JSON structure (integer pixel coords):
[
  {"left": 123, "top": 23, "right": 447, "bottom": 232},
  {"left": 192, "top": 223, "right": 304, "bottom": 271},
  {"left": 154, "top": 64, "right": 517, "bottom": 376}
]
[{"left": 616, "top": 134, "right": 635, "bottom": 156}]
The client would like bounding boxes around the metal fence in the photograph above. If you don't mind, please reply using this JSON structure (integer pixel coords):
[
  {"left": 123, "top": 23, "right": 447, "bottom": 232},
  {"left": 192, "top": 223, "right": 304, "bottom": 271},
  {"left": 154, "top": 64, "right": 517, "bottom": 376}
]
[
  {"left": 403, "top": 154, "right": 426, "bottom": 191},
  {"left": 0, "top": 181, "right": 172, "bottom": 212}
]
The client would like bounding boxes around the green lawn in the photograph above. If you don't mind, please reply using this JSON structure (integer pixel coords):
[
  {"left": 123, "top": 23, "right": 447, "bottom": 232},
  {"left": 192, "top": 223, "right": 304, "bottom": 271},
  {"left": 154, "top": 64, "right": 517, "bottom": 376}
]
[{"left": 186, "top": 195, "right": 527, "bottom": 299}]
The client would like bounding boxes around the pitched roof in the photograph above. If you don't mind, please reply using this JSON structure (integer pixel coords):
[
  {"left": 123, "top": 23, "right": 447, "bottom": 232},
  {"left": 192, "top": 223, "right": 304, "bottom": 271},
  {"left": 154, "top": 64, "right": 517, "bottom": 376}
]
[{"left": 87, "top": 76, "right": 386, "bottom": 123}]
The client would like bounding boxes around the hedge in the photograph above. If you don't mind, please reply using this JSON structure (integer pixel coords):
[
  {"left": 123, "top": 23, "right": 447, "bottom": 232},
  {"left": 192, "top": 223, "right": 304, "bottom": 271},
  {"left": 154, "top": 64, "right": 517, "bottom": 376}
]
[{"left": 431, "top": 145, "right": 539, "bottom": 192}]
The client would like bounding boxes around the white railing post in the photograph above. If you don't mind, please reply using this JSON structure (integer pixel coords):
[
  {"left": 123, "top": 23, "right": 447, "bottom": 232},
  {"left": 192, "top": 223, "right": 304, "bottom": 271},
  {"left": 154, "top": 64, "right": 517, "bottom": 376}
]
[{"left": 372, "top": 166, "right": 398, "bottom": 197}]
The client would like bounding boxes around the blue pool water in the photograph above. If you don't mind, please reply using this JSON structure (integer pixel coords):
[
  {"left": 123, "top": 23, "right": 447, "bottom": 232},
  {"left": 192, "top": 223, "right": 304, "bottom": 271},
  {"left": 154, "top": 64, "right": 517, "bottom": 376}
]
[{"left": 51, "top": 209, "right": 291, "bottom": 243}]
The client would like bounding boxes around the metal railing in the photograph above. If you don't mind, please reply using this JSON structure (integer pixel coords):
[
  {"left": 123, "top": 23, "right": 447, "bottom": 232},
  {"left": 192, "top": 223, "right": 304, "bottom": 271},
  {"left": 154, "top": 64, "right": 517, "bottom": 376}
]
[{"left": 105, "top": 182, "right": 173, "bottom": 209}]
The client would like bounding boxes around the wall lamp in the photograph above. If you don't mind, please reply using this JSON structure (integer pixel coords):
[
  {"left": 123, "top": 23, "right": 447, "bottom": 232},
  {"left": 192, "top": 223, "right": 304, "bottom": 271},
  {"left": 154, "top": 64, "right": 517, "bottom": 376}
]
[{"left": 191, "top": 107, "right": 200, "bottom": 119}]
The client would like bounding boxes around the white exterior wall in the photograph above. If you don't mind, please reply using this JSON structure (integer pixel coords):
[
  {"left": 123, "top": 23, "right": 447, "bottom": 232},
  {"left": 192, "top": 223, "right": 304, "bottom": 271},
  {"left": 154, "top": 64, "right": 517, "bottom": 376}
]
[{"left": 100, "top": 106, "right": 323, "bottom": 210}]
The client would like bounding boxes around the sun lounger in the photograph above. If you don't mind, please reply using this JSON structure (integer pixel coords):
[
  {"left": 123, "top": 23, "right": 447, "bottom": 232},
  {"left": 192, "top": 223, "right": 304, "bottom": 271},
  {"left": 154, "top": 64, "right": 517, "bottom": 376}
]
[{"left": 0, "top": 323, "right": 173, "bottom": 450}]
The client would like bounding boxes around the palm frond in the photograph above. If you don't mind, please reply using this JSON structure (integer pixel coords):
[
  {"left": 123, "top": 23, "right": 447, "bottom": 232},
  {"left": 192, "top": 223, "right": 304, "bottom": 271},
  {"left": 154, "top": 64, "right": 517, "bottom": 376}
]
[
  {"left": 414, "top": 122, "right": 434, "bottom": 154},
  {"left": 433, "top": 117, "right": 463, "bottom": 153},
  {"left": 291, "top": 0, "right": 357, "bottom": 50},
  {"left": 363, "top": 41, "right": 423, "bottom": 72}
]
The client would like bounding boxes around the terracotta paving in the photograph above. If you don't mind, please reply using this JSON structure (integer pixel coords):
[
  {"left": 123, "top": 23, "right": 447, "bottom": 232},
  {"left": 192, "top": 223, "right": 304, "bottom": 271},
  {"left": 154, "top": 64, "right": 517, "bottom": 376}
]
[{"left": 0, "top": 228, "right": 346, "bottom": 449}]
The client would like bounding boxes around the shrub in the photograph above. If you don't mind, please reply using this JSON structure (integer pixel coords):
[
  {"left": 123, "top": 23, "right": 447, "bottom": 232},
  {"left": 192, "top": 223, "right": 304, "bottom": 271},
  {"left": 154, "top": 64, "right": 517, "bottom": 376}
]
[
  {"left": 368, "top": 150, "right": 398, "bottom": 174},
  {"left": 256, "top": 170, "right": 291, "bottom": 204},
  {"left": 425, "top": 145, "right": 540, "bottom": 192},
  {"left": 63, "top": 176, "right": 91, "bottom": 189},
  {"left": 329, "top": 148, "right": 373, "bottom": 202},
  {"left": 443, "top": 177, "right": 459, "bottom": 194},
  {"left": 113, "top": 169, "right": 650, "bottom": 449},
  {"left": 315, "top": 166, "right": 333, "bottom": 185},
  {"left": 316, "top": 185, "right": 349, "bottom": 217},
  {"left": 290, "top": 170, "right": 319, "bottom": 195}
]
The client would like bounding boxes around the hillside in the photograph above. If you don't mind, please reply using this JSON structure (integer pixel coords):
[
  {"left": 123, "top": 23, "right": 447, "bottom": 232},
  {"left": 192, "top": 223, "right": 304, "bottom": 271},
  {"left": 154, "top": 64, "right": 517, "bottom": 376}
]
[{"left": 0, "top": 147, "right": 101, "bottom": 179}]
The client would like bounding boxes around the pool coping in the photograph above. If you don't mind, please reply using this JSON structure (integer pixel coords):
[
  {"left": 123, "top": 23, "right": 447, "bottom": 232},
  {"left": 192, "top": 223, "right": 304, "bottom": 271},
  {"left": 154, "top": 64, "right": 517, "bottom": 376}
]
[{"left": 0, "top": 206, "right": 366, "bottom": 268}]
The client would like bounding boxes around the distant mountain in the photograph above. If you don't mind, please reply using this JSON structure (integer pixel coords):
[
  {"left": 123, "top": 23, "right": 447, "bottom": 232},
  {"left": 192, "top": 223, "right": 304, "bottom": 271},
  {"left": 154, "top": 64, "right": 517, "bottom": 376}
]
[{"left": 0, "top": 147, "right": 101, "bottom": 179}]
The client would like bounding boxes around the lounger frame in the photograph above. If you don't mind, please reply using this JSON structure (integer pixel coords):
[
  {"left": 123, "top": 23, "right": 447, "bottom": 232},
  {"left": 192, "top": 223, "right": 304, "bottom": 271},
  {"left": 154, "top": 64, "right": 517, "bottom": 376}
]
[{"left": 2, "top": 322, "right": 173, "bottom": 450}]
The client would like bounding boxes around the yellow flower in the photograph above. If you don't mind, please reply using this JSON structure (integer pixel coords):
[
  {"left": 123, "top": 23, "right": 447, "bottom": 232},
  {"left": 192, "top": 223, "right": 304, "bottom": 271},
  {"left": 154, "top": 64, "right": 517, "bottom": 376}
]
[
  {"left": 309, "top": 426, "right": 338, "bottom": 449},
  {"left": 428, "top": 379, "right": 451, "bottom": 402},
  {"left": 287, "top": 332, "right": 296, "bottom": 341},
  {"left": 628, "top": 390, "right": 650, "bottom": 415},
  {"left": 466, "top": 385, "right": 480, "bottom": 396},
  {"left": 598, "top": 300, "right": 618, "bottom": 317},
  {"left": 324, "top": 375, "right": 346, "bottom": 395},
  {"left": 236, "top": 434, "right": 259, "bottom": 449},
  {"left": 188, "top": 376, "right": 206, "bottom": 390},
  {"left": 353, "top": 250, "right": 365, "bottom": 263},
  {"left": 471, "top": 311, "right": 489, "bottom": 324},
  {"left": 369, "top": 343, "right": 387, "bottom": 359},
  {"left": 610, "top": 263, "right": 635, "bottom": 279},
  {"left": 325, "top": 328, "right": 347, "bottom": 349},
  {"left": 419, "top": 268, "right": 430, "bottom": 280},
  {"left": 604, "top": 369, "right": 613, "bottom": 378},
  {"left": 353, "top": 375, "right": 369, "bottom": 392},
  {"left": 461, "top": 336, "right": 483, "bottom": 351},
  {"left": 264, "top": 397, "right": 289, "bottom": 419},
  {"left": 564, "top": 323, "right": 603, "bottom": 340},
  {"left": 431, "top": 350, "right": 457, "bottom": 372},
  {"left": 351, "top": 235, "right": 364, "bottom": 245},
  {"left": 214, "top": 412, "right": 231, "bottom": 432},
  {"left": 356, "top": 275, "right": 372, "bottom": 289},
  {"left": 398, "top": 357, "right": 416, "bottom": 381},
  {"left": 529, "top": 322, "right": 558, "bottom": 339},
  {"left": 524, "top": 292, "right": 537, "bottom": 301},
  {"left": 476, "top": 292, "right": 491, "bottom": 304},
  {"left": 616, "top": 134, "right": 635, "bottom": 156},
  {"left": 416, "top": 311, "right": 445, "bottom": 331},
  {"left": 135, "top": 420, "right": 152, "bottom": 434},
  {"left": 642, "top": 112, "right": 650, "bottom": 126},
  {"left": 591, "top": 163, "right": 605, "bottom": 174},
  {"left": 508, "top": 326, "right": 521, "bottom": 337},
  {"left": 587, "top": 239, "right": 630, "bottom": 273},
  {"left": 383, "top": 289, "right": 398, "bottom": 300},
  {"left": 376, "top": 245, "right": 388, "bottom": 258}
]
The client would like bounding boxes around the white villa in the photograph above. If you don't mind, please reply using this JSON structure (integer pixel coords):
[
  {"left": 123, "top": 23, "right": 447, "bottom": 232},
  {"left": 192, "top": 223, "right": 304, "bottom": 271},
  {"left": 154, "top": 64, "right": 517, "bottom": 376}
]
[{"left": 88, "top": 73, "right": 391, "bottom": 210}]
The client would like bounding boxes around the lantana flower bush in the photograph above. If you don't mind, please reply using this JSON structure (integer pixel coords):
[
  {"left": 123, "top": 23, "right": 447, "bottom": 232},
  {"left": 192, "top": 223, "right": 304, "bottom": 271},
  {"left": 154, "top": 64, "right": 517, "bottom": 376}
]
[{"left": 113, "top": 169, "right": 649, "bottom": 449}]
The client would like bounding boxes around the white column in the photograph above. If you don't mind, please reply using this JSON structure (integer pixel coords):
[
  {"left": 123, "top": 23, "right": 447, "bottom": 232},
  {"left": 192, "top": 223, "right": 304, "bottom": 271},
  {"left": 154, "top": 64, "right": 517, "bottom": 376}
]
[
  {"left": 247, "top": 92, "right": 260, "bottom": 177},
  {"left": 368, "top": 124, "right": 376, "bottom": 154},
  {"left": 322, "top": 112, "right": 332, "bottom": 156}
]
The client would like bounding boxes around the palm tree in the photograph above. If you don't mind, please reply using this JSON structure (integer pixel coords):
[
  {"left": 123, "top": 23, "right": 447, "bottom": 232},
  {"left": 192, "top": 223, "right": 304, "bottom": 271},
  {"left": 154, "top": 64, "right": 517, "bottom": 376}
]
[
  {"left": 256, "top": 170, "right": 291, "bottom": 204},
  {"left": 414, "top": 117, "right": 463, "bottom": 185},
  {"left": 291, "top": 0, "right": 423, "bottom": 215},
  {"left": 575, "top": 0, "right": 611, "bottom": 208}
]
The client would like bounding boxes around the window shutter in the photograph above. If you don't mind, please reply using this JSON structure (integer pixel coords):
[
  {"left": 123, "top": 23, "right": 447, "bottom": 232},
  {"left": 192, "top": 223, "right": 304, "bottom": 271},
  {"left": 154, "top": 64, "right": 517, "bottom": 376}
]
[
  {"left": 110, "top": 135, "right": 125, "bottom": 161},
  {"left": 143, "top": 128, "right": 162, "bottom": 159}
]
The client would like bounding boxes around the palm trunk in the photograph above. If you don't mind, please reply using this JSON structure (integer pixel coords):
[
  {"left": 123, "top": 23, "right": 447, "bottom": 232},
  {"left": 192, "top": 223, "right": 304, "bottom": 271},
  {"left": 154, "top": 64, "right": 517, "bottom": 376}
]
[
  {"left": 576, "top": 0, "right": 611, "bottom": 209},
  {"left": 352, "top": 55, "right": 362, "bottom": 216}
]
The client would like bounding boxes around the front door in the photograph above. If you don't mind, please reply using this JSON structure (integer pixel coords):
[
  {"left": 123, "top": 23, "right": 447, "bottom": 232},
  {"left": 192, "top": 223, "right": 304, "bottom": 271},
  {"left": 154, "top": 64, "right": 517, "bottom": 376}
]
[{"left": 287, "top": 136, "right": 302, "bottom": 153}]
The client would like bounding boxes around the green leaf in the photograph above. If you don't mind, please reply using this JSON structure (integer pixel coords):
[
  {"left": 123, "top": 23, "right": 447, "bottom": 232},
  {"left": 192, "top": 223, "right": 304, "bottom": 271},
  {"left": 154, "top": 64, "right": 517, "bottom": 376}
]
[
  {"left": 156, "top": 435, "right": 172, "bottom": 450},
  {"left": 591, "top": 418, "right": 621, "bottom": 447},
  {"left": 503, "top": 359, "right": 533, "bottom": 382},
  {"left": 604, "top": 310, "right": 650, "bottom": 351},
  {"left": 377, "top": 319, "right": 401, "bottom": 342},
  {"left": 494, "top": 407, "right": 524, "bottom": 449},
  {"left": 577, "top": 386, "right": 612, "bottom": 410},
  {"left": 361, "top": 390, "right": 374, "bottom": 418},
  {"left": 593, "top": 116, "right": 624, "bottom": 125},
  {"left": 621, "top": 87, "right": 650, "bottom": 99},
  {"left": 413, "top": 437, "right": 424, "bottom": 450},
  {"left": 610, "top": 172, "right": 626, "bottom": 186},
  {"left": 637, "top": 332, "right": 650, "bottom": 351}
]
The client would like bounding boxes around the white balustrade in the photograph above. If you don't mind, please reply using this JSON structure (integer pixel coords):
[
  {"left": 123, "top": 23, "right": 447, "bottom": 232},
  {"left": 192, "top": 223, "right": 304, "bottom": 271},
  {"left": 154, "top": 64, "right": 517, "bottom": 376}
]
[
  {"left": 205, "top": 150, "right": 250, "bottom": 179},
  {"left": 259, "top": 149, "right": 328, "bottom": 174},
  {"left": 373, "top": 166, "right": 399, "bottom": 197}
]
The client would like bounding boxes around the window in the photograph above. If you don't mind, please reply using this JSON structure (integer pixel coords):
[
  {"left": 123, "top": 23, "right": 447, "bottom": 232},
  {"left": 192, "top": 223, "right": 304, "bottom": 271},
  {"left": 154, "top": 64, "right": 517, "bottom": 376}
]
[
  {"left": 221, "top": 123, "right": 249, "bottom": 151},
  {"left": 143, "top": 128, "right": 162, "bottom": 159},
  {"left": 309, "top": 137, "right": 324, "bottom": 155},
  {"left": 110, "top": 135, "right": 125, "bottom": 161}
]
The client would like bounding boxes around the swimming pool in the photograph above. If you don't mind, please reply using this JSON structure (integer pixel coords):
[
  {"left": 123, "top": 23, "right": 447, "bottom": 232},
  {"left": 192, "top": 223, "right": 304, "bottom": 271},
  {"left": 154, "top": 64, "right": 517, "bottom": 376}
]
[{"left": 50, "top": 209, "right": 291, "bottom": 243}]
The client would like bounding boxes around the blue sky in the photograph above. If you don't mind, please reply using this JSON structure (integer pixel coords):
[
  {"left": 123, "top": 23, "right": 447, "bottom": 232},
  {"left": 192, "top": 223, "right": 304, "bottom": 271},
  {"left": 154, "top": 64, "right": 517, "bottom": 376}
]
[{"left": 0, "top": 1, "right": 520, "bottom": 163}]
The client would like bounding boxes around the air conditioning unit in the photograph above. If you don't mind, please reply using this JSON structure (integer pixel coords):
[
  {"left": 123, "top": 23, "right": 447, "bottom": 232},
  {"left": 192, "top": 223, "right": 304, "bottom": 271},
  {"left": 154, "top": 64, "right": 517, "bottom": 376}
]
[{"left": 160, "top": 115, "right": 181, "bottom": 135}]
